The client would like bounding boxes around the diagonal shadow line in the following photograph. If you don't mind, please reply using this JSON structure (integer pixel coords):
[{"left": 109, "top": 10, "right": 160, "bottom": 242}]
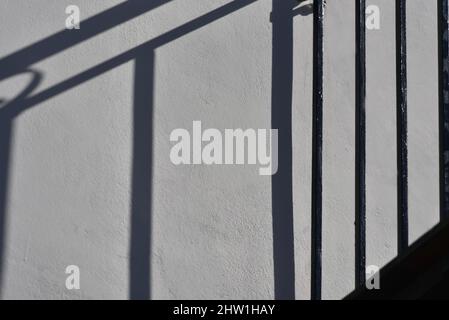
[
  {"left": 6, "top": 0, "right": 260, "bottom": 117},
  {"left": 0, "top": 0, "right": 172, "bottom": 81},
  {"left": 0, "top": 0, "right": 260, "bottom": 299},
  {"left": 271, "top": 0, "right": 295, "bottom": 300}
]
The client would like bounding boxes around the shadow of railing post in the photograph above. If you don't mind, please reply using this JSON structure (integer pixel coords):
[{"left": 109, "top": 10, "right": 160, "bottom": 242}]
[
  {"left": 0, "top": 112, "right": 12, "bottom": 297},
  {"left": 129, "top": 50, "right": 154, "bottom": 300},
  {"left": 270, "top": 0, "right": 296, "bottom": 300}
]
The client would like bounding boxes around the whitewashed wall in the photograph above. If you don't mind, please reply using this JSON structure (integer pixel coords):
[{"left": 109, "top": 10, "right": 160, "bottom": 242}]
[{"left": 0, "top": 0, "right": 441, "bottom": 299}]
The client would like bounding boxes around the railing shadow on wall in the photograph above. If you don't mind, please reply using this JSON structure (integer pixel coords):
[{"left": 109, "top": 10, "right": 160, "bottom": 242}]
[
  {"left": 0, "top": 0, "right": 175, "bottom": 299},
  {"left": 3, "top": 0, "right": 447, "bottom": 301},
  {"left": 0, "top": 0, "right": 305, "bottom": 300}
]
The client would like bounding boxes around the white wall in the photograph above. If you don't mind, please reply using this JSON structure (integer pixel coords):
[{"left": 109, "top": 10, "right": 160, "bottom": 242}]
[{"left": 0, "top": 0, "right": 441, "bottom": 299}]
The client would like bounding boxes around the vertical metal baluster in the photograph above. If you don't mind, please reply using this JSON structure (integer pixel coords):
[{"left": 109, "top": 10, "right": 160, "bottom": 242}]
[
  {"left": 396, "top": 0, "right": 409, "bottom": 254},
  {"left": 311, "top": 0, "right": 324, "bottom": 300},
  {"left": 355, "top": 0, "right": 367, "bottom": 289},
  {"left": 439, "top": 0, "right": 449, "bottom": 221}
]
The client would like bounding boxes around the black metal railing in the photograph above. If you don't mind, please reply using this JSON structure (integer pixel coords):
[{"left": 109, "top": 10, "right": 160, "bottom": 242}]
[
  {"left": 355, "top": 0, "right": 367, "bottom": 291},
  {"left": 311, "top": 0, "right": 324, "bottom": 301},
  {"left": 396, "top": 0, "right": 409, "bottom": 255},
  {"left": 439, "top": 0, "right": 449, "bottom": 221},
  {"left": 311, "top": 0, "right": 449, "bottom": 299}
]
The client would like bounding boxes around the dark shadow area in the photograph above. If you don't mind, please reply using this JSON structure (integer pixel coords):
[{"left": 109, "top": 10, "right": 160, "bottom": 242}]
[
  {"left": 270, "top": 0, "right": 296, "bottom": 300},
  {"left": 129, "top": 51, "right": 154, "bottom": 300},
  {"left": 345, "top": 219, "right": 449, "bottom": 299},
  {"left": 0, "top": 0, "right": 260, "bottom": 299}
]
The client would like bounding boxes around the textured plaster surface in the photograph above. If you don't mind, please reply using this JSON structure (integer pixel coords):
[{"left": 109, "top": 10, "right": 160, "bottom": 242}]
[{"left": 0, "top": 0, "right": 440, "bottom": 299}]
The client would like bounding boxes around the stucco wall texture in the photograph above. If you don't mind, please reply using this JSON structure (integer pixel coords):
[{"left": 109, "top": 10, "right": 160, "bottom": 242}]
[{"left": 0, "top": 0, "right": 441, "bottom": 299}]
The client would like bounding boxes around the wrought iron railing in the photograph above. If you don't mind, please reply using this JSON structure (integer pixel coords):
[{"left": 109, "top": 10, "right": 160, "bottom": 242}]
[{"left": 311, "top": 0, "right": 449, "bottom": 300}]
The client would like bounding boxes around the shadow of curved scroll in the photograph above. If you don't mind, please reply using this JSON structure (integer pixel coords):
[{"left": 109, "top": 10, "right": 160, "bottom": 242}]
[
  {"left": 0, "top": 0, "right": 261, "bottom": 300},
  {"left": 0, "top": 69, "right": 42, "bottom": 295}
]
